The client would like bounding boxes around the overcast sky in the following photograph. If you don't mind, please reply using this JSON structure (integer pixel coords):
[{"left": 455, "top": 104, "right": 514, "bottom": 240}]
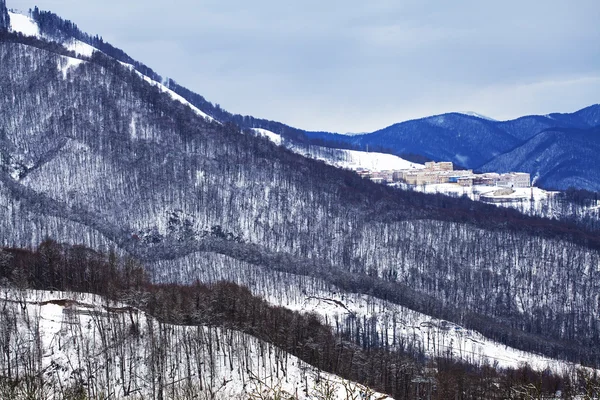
[{"left": 9, "top": 0, "right": 600, "bottom": 132}]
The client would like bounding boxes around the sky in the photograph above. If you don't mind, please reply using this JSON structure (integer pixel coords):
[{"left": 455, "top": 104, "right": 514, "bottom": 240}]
[{"left": 8, "top": 0, "right": 600, "bottom": 132}]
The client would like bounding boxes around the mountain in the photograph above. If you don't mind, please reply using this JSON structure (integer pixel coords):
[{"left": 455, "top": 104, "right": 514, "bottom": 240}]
[
  {"left": 303, "top": 106, "right": 600, "bottom": 171},
  {"left": 481, "top": 126, "right": 600, "bottom": 190},
  {"left": 2, "top": 7, "right": 600, "bottom": 397},
  {"left": 11, "top": 5, "right": 600, "bottom": 191}
]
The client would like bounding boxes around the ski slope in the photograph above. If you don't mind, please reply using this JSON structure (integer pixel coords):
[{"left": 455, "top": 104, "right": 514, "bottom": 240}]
[
  {"left": 8, "top": 11, "right": 39, "bottom": 36},
  {"left": 253, "top": 128, "right": 422, "bottom": 171}
]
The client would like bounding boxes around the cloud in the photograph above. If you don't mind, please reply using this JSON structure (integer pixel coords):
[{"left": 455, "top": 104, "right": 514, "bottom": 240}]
[{"left": 8, "top": 0, "right": 600, "bottom": 132}]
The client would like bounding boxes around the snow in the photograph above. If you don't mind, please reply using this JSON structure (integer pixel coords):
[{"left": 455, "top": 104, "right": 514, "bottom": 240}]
[
  {"left": 394, "top": 182, "right": 558, "bottom": 215},
  {"left": 459, "top": 111, "right": 497, "bottom": 121},
  {"left": 329, "top": 149, "right": 422, "bottom": 171},
  {"left": 247, "top": 130, "right": 422, "bottom": 172},
  {"left": 154, "top": 253, "right": 597, "bottom": 376},
  {"left": 8, "top": 11, "right": 39, "bottom": 37},
  {"left": 253, "top": 128, "right": 282, "bottom": 145},
  {"left": 286, "top": 142, "right": 423, "bottom": 172},
  {"left": 119, "top": 61, "right": 217, "bottom": 123},
  {"left": 57, "top": 55, "right": 84, "bottom": 78},
  {"left": 9, "top": 11, "right": 95, "bottom": 59},
  {"left": 269, "top": 290, "right": 588, "bottom": 374},
  {"left": 0, "top": 288, "right": 391, "bottom": 400},
  {"left": 63, "top": 38, "right": 96, "bottom": 57},
  {"left": 7, "top": 12, "right": 212, "bottom": 125}
]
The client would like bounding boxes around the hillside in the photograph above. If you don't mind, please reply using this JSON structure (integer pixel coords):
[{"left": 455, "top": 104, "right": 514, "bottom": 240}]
[
  {"left": 1, "top": 6, "right": 600, "bottom": 395},
  {"left": 482, "top": 127, "right": 600, "bottom": 191},
  {"left": 0, "top": 288, "right": 392, "bottom": 400},
  {"left": 2, "top": 242, "right": 598, "bottom": 399},
  {"left": 303, "top": 106, "right": 599, "bottom": 168}
]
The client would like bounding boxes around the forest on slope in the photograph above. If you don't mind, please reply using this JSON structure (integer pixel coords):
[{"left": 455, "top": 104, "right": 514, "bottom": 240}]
[
  {"left": 19, "top": 6, "right": 600, "bottom": 191},
  {"left": 1, "top": 241, "right": 599, "bottom": 399},
  {"left": 0, "top": 24, "right": 599, "bottom": 374}
]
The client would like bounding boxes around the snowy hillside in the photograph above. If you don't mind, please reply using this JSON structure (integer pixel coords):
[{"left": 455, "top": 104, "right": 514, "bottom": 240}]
[
  {"left": 8, "top": 10, "right": 215, "bottom": 123},
  {"left": 481, "top": 126, "right": 600, "bottom": 191},
  {"left": 151, "top": 252, "right": 595, "bottom": 375},
  {"left": 253, "top": 128, "right": 422, "bottom": 171},
  {"left": 287, "top": 143, "right": 423, "bottom": 172},
  {"left": 2, "top": 5, "right": 600, "bottom": 397},
  {"left": 0, "top": 288, "right": 391, "bottom": 400}
]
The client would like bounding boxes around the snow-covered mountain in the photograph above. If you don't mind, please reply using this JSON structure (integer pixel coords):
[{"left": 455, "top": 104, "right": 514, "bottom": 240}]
[
  {"left": 481, "top": 126, "right": 600, "bottom": 191},
  {"left": 1, "top": 4, "right": 600, "bottom": 398},
  {"left": 303, "top": 105, "right": 600, "bottom": 189}
]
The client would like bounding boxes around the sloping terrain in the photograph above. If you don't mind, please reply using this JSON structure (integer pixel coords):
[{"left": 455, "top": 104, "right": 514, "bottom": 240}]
[
  {"left": 0, "top": 289, "right": 389, "bottom": 400},
  {"left": 482, "top": 127, "right": 600, "bottom": 190},
  {"left": 303, "top": 105, "right": 600, "bottom": 170},
  {"left": 1, "top": 7, "right": 600, "bottom": 383}
]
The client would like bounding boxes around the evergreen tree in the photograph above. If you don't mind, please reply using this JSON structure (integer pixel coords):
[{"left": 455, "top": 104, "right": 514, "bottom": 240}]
[{"left": 0, "top": 0, "right": 10, "bottom": 31}]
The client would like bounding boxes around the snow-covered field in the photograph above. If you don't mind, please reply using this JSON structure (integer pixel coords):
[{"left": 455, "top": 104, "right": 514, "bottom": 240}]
[
  {"left": 299, "top": 146, "right": 422, "bottom": 172},
  {"left": 393, "top": 182, "right": 561, "bottom": 216},
  {"left": 252, "top": 128, "right": 422, "bottom": 172},
  {"left": 0, "top": 288, "right": 391, "bottom": 400}
]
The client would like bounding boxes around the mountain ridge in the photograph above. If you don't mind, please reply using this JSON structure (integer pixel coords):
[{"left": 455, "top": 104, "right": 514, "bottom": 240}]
[
  {"left": 2, "top": 7, "right": 600, "bottom": 395},
  {"left": 482, "top": 126, "right": 600, "bottom": 191},
  {"left": 6, "top": 9, "right": 600, "bottom": 190}
]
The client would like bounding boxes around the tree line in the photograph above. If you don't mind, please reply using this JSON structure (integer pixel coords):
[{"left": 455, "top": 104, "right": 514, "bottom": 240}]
[
  {"left": 1, "top": 240, "right": 600, "bottom": 399},
  {"left": 1, "top": 34, "right": 600, "bottom": 371}
]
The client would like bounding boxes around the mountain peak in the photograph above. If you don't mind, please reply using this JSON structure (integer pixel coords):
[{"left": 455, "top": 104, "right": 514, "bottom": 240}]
[{"left": 457, "top": 111, "right": 497, "bottom": 121}]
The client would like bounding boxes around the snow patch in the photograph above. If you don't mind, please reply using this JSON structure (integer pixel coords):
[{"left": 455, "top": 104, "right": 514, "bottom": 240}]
[
  {"left": 63, "top": 38, "right": 96, "bottom": 57},
  {"left": 119, "top": 61, "right": 217, "bottom": 123},
  {"left": 8, "top": 11, "right": 39, "bottom": 37},
  {"left": 253, "top": 128, "right": 282, "bottom": 145},
  {"left": 459, "top": 111, "right": 497, "bottom": 121},
  {"left": 57, "top": 55, "right": 84, "bottom": 78},
  {"left": 286, "top": 143, "right": 423, "bottom": 172}
]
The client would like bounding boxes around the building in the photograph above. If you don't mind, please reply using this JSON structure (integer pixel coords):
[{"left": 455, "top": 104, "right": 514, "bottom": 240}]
[
  {"left": 496, "top": 172, "right": 530, "bottom": 188},
  {"left": 424, "top": 161, "right": 453, "bottom": 171},
  {"left": 457, "top": 177, "right": 474, "bottom": 187}
]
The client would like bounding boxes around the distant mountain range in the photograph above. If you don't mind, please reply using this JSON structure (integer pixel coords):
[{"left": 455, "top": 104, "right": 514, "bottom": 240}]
[
  {"left": 481, "top": 126, "right": 600, "bottom": 190},
  {"left": 302, "top": 105, "right": 600, "bottom": 190},
  {"left": 2, "top": 6, "right": 600, "bottom": 395},
  {"left": 9, "top": 1, "right": 598, "bottom": 191}
]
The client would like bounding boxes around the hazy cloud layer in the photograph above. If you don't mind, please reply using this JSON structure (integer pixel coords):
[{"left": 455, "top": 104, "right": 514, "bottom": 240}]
[{"left": 9, "top": 0, "right": 600, "bottom": 132}]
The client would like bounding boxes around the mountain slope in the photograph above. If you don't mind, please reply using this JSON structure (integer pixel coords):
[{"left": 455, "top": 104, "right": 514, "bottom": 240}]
[
  {"left": 304, "top": 107, "right": 600, "bottom": 170},
  {"left": 0, "top": 289, "right": 390, "bottom": 400},
  {"left": 1, "top": 12, "right": 600, "bottom": 374},
  {"left": 9, "top": 8, "right": 600, "bottom": 191},
  {"left": 481, "top": 127, "right": 600, "bottom": 190}
]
